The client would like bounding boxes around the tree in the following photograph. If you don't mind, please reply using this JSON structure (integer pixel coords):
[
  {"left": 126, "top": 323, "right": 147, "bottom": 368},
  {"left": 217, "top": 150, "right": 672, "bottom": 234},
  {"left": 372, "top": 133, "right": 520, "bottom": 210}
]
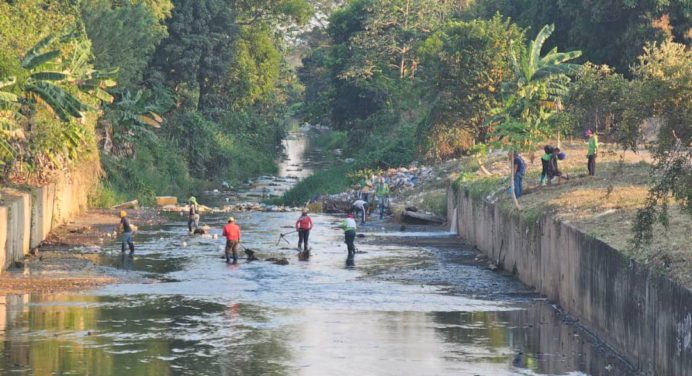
[
  {"left": 488, "top": 24, "right": 581, "bottom": 208},
  {"left": 149, "top": 0, "right": 239, "bottom": 112},
  {"left": 417, "top": 15, "right": 524, "bottom": 159},
  {"left": 620, "top": 39, "right": 691, "bottom": 247},
  {"left": 561, "top": 63, "right": 628, "bottom": 141},
  {"left": 81, "top": 0, "right": 168, "bottom": 92},
  {"left": 467, "top": 0, "right": 690, "bottom": 73},
  {"left": 0, "top": 30, "right": 117, "bottom": 178}
]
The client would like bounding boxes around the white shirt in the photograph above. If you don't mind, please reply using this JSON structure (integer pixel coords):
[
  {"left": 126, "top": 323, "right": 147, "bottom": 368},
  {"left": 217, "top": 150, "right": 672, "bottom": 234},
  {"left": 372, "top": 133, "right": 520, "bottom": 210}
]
[
  {"left": 344, "top": 218, "right": 357, "bottom": 230},
  {"left": 353, "top": 200, "right": 366, "bottom": 209}
]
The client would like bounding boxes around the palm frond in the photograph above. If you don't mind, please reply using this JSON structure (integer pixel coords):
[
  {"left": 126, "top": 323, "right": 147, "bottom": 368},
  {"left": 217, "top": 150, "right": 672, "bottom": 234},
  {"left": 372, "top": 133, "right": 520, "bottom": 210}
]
[
  {"left": 25, "top": 81, "right": 90, "bottom": 120},
  {"left": 529, "top": 24, "right": 554, "bottom": 71},
  {"left": 30, "top": 71, "right": 68, "bottom": 81},
  {"left": 22, "top": 50, "right": 61, "bottom": 70},
  {"left": 21, "top": 34, "right": 57, "bottom": 67}
]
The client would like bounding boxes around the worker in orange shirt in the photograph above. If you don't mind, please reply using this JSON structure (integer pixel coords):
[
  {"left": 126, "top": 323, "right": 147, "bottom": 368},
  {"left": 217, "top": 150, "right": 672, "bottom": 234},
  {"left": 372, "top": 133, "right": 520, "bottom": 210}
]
[{"left": 222, "top": 217, "right": 241, "bottom": 264}]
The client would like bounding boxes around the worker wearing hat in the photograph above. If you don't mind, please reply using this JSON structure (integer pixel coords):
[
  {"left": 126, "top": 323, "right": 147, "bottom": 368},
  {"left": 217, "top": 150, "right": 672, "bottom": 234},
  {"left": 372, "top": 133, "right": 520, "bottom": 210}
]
[
  {"left": 119, "top": 210, "right": 135, "bottom": 254},
  {"left": 295, "top": 209, "right": 313, "bottom": 252},
  {"left": 188, "top": 196, "right": 200, "bottom": 233},
  {"left": 339, "top": 213, "right": 357, "bottom": 254},
  {"left": 222, "top": 217, "right": 241, "bottom": 263}
]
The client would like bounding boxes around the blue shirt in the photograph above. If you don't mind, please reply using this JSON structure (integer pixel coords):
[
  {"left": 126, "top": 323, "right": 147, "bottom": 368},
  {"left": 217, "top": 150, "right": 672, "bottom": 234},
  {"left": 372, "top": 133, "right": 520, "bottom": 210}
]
[{"left": 514, "top": 155, "right": 526, "bottom": 177}]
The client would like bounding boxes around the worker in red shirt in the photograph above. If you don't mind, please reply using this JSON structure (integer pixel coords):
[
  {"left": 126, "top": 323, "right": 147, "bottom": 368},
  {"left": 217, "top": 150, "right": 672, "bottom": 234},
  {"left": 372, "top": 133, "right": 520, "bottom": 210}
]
[
  {"left": 222, "top": 217, "right": 241, "bottom": 263},
  {"left": 295, "top": 209, "right": 313, "bottom": 251}
]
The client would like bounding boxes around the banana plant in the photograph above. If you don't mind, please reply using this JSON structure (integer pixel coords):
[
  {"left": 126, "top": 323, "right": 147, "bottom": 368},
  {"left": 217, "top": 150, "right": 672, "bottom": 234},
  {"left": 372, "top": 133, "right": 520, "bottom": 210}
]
[
  {"left": 485, "top": 24, "right": 581, "bottom": 209},
  {"left": 0, "top": 77, "right": 22, "bottom": 165},
  {"left": 20, "top": 32, "right": 118, "bottom": 121}
]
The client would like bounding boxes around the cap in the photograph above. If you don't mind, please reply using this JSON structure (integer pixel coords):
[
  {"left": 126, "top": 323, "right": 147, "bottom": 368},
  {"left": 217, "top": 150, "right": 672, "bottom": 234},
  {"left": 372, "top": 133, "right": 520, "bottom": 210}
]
[
  {"left": 120, "top": 210, "right": 127, "bottom": 218},
  {"left": 228, "top": 217, "right": 235, "bottom": 222},
  {"left": 585, "top": 129, "right": 593, "bottom": 136},
  {"left": 347, "top": 213, "right": 353, "bottom": 218}
]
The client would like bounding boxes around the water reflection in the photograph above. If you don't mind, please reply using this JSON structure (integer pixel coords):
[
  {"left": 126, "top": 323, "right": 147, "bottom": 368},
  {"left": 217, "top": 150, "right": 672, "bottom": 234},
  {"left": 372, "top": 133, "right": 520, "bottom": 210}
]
[
  {"left": 0, "top": 187, "right": 635, "bottom": 374},
  {"left": 345, "top": 254, "right": 355, "bottom": 268}
]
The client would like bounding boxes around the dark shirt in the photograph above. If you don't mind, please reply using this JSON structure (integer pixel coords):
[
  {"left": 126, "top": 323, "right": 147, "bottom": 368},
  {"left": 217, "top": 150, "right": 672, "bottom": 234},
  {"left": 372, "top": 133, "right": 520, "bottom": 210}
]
[
  {"left": 547, "top": 155, "right": 561, "bottom": 178},
  {"left": 121, "top": 217, "right": 132, "bottom": 233},
  {"left": 514, "top": 155, "right": 526, "bottom": 177},
  {"left": 189, "top": 204, "right": 197, "bottom": 216}
]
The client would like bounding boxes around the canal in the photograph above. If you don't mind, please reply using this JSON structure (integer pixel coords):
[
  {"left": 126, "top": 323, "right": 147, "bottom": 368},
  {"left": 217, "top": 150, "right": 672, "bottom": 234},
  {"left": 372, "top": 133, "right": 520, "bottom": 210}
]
[{"left": 0, "top": 128, "right": 635, "bottom": 375}]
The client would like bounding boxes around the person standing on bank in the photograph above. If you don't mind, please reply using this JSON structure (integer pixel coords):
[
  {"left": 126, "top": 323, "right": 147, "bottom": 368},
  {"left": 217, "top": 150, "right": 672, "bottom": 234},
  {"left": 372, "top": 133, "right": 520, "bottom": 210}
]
[
  {"left": 586, "top": 129, "right": 598, "bottom": 176},
  {"left": 340, "top": 213, "right": 357, "bottom": 254},
  {"left": 295, "top": 209, "right": 313, "bottom": 251},
  {"left": 512, "top": 152, "right": 526, "bottom": 197},
  {"left": 222, "top": 217, "right": 241, "bottom": 264},
  {"left": 119, "top": 210, "right": 135, "bottom": 254},
  {"left": 188, "top": 196, "right": 200, "bottom": 233}
]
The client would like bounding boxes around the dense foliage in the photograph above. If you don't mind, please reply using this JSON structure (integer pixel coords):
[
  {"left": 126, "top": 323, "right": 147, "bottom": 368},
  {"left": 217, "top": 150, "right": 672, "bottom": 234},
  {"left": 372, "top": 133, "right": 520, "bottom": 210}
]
[
  {"left": 297, "top": 0, "right": 690, "bottom": 241},
  {"left": 0, "top": 0, "right": 313, "bottom": 204}
]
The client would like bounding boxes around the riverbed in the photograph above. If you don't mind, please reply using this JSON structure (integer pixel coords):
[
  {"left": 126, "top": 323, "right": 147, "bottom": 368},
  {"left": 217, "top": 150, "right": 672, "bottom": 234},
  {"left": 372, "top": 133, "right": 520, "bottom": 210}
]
[
  {"left": 0, "top": 209, "right": 636, "bottom": 375},
  {"left": 0, "top": 128, "right": 636, "bottom": 375}
]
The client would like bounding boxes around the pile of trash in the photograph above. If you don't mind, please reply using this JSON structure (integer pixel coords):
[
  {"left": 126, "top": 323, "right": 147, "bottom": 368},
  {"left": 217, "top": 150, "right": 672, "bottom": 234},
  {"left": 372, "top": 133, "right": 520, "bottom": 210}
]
[
  {"left": 159, "top": 202, "right": 302, "bottom": 214},
  {"left": 384, "top": 165, "right": 435, "bottom": 192},
  {"left": 321, "top": 164, "right": 436, "bottom": 213}
]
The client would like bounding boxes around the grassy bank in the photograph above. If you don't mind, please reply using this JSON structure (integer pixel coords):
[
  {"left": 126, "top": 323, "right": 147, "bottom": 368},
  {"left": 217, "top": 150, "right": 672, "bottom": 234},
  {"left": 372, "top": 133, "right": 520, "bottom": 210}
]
[
  {"left": 450, "top": 144, "right": 691, "bottom": 289},
  {"left": 276, "top": 165, "right": 353, "bottom": 207}
]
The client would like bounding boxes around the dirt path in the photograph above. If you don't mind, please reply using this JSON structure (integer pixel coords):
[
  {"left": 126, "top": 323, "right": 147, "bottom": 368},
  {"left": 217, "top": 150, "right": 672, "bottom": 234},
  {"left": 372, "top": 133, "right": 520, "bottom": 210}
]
[{"left": 0, "top": 208, "right": 166, "bottom": 295}]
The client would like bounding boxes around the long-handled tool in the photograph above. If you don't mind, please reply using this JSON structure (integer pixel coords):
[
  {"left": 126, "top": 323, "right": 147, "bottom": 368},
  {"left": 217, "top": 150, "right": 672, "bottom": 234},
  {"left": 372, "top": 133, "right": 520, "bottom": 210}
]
[{"left": 276, "top": 230, "right": 297, "bottom": 246}]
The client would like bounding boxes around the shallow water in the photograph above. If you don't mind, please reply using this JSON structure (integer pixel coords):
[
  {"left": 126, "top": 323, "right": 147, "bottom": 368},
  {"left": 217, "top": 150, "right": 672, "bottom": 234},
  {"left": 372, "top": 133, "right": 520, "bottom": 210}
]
[
  {"left": 0, "top": 129, "right": 635, "bottom": 375},
  {"left": 0, "top": 211, "right": 635, "bottom": 375}
]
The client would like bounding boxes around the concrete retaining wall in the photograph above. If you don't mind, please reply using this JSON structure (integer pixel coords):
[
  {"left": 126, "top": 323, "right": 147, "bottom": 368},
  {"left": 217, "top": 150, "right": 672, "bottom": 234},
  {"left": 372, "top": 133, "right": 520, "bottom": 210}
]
[
  {"left": 449, "top": 186, "right": 692, "bottom": 375},
  {"left": 1, "top": 191, "right": 31, "bottom": 270},
  {"left": 0, "top": 167, "right": 96, "bottom": 272}
]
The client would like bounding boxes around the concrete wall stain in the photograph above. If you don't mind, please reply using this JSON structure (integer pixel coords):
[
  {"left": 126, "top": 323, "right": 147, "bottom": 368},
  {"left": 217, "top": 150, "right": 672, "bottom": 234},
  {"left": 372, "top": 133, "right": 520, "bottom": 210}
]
[{"left": 449, "top": 186, "right": 692, "bottom": 376}]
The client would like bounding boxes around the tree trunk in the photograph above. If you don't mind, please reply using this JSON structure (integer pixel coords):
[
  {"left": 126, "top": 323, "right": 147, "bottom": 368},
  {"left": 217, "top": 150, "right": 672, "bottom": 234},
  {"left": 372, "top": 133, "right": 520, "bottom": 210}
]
[
  {"left": 509, "top": 154, "right": 521, "bottom": 210},
  {"left": 477, "top": 157, "right": 491, "bottom": 176}
]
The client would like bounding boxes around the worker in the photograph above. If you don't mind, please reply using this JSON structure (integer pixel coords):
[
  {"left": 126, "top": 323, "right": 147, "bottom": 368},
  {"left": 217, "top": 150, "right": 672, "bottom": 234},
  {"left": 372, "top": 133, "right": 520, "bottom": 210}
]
[
  {"left": 540, "top": 145, "right": 554, "bottom": 186},
  {"left": 119, "top": 210, "right": 135, "bottom": 254},
  {"left": 295, "top": 209, "right": 313, "bottom": 251},
  {"left": 586, "top": 129, "right": 599, "bottom": 176},
  {"left": 352, "top": 199, "right": 367, "bottom": 225},
  {"left": 188, "top": 196, "right": 200, "bottom": 233},
  {"left": 512, "top": 151, "right": 526, "bottom": 197},
  {"left": 222, "top": 217, "right": 241, "bottom": 264},
  {"left": 339, "top": 213, "right": 357, "bottom": 254},
  {"left": 547, "top": 147, "right": 568, "bottom": 185},
  {"left": 375, "top": 176, "right": 390, "bottom": 219}
]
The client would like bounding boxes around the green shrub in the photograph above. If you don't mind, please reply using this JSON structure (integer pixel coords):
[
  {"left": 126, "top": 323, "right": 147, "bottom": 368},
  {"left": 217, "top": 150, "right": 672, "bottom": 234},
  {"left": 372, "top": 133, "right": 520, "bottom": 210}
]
[
  {"left": 88, "top": 183, "right": 123, "bottom": 208},
  {"left": 277, "top": 165, "right": 353, "bottom": 206}
]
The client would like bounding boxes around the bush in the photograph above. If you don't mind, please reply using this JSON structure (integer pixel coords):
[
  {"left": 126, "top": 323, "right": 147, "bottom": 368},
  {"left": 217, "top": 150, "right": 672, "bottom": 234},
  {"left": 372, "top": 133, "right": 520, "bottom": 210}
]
[{"left": 277, "top": 165, "right": 353, "bottom": 206}]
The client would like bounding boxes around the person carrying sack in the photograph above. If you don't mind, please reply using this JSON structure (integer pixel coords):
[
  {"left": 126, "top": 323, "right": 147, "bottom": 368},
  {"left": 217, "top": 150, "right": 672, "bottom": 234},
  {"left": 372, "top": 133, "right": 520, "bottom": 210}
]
[{"left": 295, "top": 209, "right": 313, "bottom": 251}]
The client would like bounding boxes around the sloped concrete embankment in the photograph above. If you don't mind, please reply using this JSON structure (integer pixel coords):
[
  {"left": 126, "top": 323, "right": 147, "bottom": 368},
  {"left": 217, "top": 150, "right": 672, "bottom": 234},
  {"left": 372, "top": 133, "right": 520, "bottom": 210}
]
[
  {"left": 0, "top": 170, "right": 96, "bottom": 271},
  {"left": 448, "top": 186, "right": 692, "bottom": 376}
]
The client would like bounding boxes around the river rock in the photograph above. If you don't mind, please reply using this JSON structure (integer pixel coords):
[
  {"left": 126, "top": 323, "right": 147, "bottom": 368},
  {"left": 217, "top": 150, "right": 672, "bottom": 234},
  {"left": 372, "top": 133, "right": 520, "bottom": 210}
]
[
  {"left": 265, "top": 257, "right": 289, "bottom": 265},
  {"left": 112, "top": 200, "right": 138, "bottom": 210},
  {"left": 402, "top": 210, "right": 446, "bottom": 225}
]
